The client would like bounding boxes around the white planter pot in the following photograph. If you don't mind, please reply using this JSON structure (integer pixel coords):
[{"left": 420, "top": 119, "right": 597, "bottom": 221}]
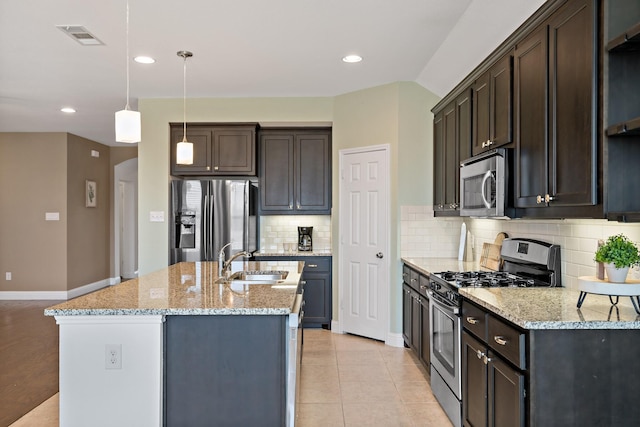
[{"left": 604, "top": 263, "right": 629, "bottom": 283}]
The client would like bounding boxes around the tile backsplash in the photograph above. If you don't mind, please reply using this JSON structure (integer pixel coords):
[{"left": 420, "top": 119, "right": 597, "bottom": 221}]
[
  {"left": 259, "top": 215, "right": 332, "bottom": 253},
  {"left": 401, "top": 206, "right": 640, "bottom": 290}
]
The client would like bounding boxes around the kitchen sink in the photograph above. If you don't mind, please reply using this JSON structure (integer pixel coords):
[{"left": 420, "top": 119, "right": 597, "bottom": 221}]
[{"left": 227, "top": 270, "right": 289, "bottom": 282}]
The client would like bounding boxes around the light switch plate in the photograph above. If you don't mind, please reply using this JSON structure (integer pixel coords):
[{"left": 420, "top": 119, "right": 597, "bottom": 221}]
[
  {"left": 149, "top": 211, "right": 164, "bottom": 222},
  {"left": 45, "top": 212, "right": 60, "bottom": 221}
]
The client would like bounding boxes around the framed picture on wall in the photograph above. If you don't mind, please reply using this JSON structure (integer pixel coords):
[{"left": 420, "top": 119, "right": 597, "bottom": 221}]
[{"left": 86, "top": 180, "right": 97, "bottom": 208}]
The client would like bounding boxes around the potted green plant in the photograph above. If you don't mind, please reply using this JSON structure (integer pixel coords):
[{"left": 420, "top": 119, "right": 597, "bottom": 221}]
[{"left": 594, "top": 234, "right": 640, "bottom": 283}]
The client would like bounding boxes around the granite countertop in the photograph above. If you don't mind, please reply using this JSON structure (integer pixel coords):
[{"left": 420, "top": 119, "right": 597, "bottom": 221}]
[
  {"left": 461, "top": 287, "right": 640, "bottom": 330},
  {"left": 45, "top": 261, "right": 304, "bottom": 317},
  {"left": 402, "top": 257, "right": 640, "bottom": 330},
  {"left": 401, "top": 257, "right": 480, "bottom": 276}
]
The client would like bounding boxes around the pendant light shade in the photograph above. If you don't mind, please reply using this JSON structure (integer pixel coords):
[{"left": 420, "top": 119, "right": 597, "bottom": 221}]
[
  {"left": 176, "top": 140, "right": 194, "bottom": 165},
  {"left": 115, "top": 0, "right": 141, "bottom": 143},
  {"left": 115, "top": 109, "right": 141, "bottom": 143},
  {"left": 176, "top": 50, "right": 194, "bottom": 165}
]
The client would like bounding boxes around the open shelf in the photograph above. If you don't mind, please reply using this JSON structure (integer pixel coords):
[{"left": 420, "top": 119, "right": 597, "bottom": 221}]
[
  {"left": 607, "top": 21, "right": 640, "bottom": 52},
  {"left": 606, "top": 116, "right": 640, "bottom": 136}
]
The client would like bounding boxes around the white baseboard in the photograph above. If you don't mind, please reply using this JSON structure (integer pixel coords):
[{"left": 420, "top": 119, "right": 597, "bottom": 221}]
[
  {"left": 0, "top": 278, "right": 112, "bottom": 300},
  {"left": 385, "top": 332, "right": 405, "bottom": 348},
  {"left": 331, "top": 320, "right": 342, "bottom": 333}
]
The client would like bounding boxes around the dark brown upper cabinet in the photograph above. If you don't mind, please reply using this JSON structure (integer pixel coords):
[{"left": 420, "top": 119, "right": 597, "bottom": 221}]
[
  {"left": 472, "top": 54, "right": 513, "bottom": 156},
  {"left": 259, "top": 128, "right": 331, "bottom": 215},
  {"left": 604, "top": 0, "right": 640, "bottom": 221},
  {"left": 433, "top": 89, "right": 472, "bottom": 216},
  {"left": 514, "top": 0, "right": 598, "bottom": 214},
  {"left": 170, "top": 123, "right": 257, "bottom": 176}
]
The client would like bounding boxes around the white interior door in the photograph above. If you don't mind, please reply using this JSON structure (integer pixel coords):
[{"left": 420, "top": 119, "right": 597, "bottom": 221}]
[{"left": 339, "top": 145, "right": 389, "bottom": 341}]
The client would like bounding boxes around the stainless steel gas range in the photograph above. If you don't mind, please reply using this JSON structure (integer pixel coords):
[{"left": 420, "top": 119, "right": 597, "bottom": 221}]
[{"left": 428, "top": 238, "right": 561, "bottom": 427}]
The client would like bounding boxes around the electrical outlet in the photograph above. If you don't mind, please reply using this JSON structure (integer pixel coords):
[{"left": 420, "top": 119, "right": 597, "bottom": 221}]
[
  {"left": 5, "top": 272, "right": 11, "bottom": 281},
  {"left": 105, "top": 344, "right": 122, "bottom": 370}
]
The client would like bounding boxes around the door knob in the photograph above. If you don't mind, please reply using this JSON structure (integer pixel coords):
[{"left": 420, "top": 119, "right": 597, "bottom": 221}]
[{"left": 376, "top": 252, "right": 384, "bottom": 259}]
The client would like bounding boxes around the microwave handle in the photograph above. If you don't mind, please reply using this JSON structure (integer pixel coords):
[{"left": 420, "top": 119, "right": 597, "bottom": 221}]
[{"left": 481, "top": 170, "right": 495, "bottom": 209}]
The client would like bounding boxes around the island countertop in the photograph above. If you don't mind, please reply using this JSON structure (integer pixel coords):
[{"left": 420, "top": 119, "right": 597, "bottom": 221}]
[{"left": 45, "top": 261, "right": 304, "bottom": 316}]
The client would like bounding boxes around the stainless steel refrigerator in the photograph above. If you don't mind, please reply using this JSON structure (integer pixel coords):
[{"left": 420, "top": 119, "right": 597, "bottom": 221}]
[{"left": 170, "top": 179, "right": 257, "bottom": 264}]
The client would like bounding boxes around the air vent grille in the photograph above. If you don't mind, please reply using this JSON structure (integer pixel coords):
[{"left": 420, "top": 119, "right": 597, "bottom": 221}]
[{"left": 56, "top": 25, "right": 104, "bottom": 46}]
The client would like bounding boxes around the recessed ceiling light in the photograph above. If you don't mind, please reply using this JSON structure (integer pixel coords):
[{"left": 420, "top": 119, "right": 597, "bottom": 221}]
[
  {"left": 61, "top": 107, "right": 76, "bottom": 113},
  {"left": 342, "top": 55, "right": 362, "bottom": 63},
  {"left": 134, "top": 56, "right": 155, "bottom": 64}
]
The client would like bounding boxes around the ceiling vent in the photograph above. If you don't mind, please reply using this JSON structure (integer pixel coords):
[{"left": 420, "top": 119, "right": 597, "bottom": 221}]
[{"left": 56, "top": 25, "right": 104, "bottom": 46}]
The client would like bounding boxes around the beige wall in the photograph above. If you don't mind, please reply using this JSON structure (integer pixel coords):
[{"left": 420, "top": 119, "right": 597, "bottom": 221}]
[
  {"left": 0, "top": 133, "right": 68, "bottom": 292},
  {"left": 66, "top": 135, "right": 111, "bottom": 290},
  {"left": 0, "top": 132, "right": 115, "bottom": 294}
]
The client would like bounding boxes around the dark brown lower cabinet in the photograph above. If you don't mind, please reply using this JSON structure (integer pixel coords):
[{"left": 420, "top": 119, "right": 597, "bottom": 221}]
[
  {"left": 462, "top": 331, "right": 525, "bottom": 427},
  {"left": 402, "top": 264, "right": 430, "bottom": 368},
  {"left": 419, "top": 296, "right": 430, "bottom": 367}
]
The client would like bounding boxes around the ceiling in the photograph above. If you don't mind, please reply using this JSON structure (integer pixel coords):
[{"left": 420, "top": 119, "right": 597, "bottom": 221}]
[{"left": 0, "top": 0, "right": 545, "bottom": 147}]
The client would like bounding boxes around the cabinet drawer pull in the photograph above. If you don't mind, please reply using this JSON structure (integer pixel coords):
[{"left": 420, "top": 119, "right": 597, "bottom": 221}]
[
  {"left": 420, "top": 285, "right": 427, "bottom": 290},
  {"left": 411, "top": 278, "right": 417, "bottom": 282},
  {"left": 308, "top": 264, "right": 318, "bottom": 268},
  {"left": 466, "top": 316, "right": 479, "bottom": 325},
  {"left": 494, "top": 336, "right": 508, "bottom": 346},
  {"left": 402, "top": 273, "right": 408, "bottom": 278},
  {"left": 207, "top": 166, "right": 211, "bottom": 171},
  {"left": 214, "top": 166, "right": 219, "bottom": 171}
]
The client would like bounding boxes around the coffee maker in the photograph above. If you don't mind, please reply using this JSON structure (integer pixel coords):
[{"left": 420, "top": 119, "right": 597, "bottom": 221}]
[{"left": 298, "top": 227, "right": 313, "bottom": 251}]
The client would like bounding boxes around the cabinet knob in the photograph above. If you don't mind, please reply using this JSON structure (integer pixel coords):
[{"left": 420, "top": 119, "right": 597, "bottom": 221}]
[
  {"left": 476, "top": 349, "right": 485, "bottom": 360},
  {"left": 544, "top": 194, "right": 555, "bottom": 203},
  {"left": 214, "top": 166, "right": 219, "bottom": 171},
  {"left": 536, "top": 195, "right": 543, "bottom": 204},
  {"left": 483, "top": 354, "right": 492, "bottom": 365},
  {"left": 494, "top": 336, "right": 508, "bottom": 346},
  {"left": 466, "top": 316, "right": 479, "bottom": 325},
  {"left": 207, "top": 166, "right": 211, "bottom": 171}
]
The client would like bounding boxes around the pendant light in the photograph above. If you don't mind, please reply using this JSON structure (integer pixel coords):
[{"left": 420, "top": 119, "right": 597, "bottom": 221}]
[
  {"left": 176, "top": 50, "right": 194, "bottom": 165},
  {"left": 115, "top": 0, "right": 141, "bottom": 143}
]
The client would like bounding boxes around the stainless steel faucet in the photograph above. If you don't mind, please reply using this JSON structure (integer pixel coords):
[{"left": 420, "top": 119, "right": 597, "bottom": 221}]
[{"left": 218, "top": 243, "right": 252, "bottom": 276}]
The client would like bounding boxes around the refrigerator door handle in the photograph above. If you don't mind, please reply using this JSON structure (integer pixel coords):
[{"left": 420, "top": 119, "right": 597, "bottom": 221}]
[{"left": 203, "top": 193, "right": 209, "bottom": 261}]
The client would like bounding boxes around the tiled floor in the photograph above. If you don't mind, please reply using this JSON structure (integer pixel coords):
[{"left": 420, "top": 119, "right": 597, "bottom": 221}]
[
  {"left": 9, "top": 329, "right": 452, "bottom": 427},
  {"left": 298, "top": 329, "right": 452, "bottom": 427}
]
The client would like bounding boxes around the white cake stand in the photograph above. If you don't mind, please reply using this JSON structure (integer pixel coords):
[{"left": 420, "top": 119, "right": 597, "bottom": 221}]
[{"left": 577, "top": 276, "right": 640, "bottom": 314}]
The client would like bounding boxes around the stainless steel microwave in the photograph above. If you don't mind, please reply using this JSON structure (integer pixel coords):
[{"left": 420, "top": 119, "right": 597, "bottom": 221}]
[{"left": 459, "top": 148, "right": 513, "bottom": 218}]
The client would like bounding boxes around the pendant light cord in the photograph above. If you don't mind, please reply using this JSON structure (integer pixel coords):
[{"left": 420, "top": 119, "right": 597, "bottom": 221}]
[
  {"left": 125, "top": 0, "right": 131, "bottom": 111},
  {"left": 182, "top": 55, "right": 187, "bottom": 142}
]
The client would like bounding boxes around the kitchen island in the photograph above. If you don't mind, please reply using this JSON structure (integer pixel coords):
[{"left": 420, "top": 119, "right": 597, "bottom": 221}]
[{"left": 45, "top": 260, "right": 304, "bottom": 427}]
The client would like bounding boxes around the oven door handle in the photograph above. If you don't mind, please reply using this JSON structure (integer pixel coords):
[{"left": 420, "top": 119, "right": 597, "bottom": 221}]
[
  {"left": 481, "top": 170, "right": 495, "bottom": 209},
  {"left": 428, "top": 290, "right": 459, "bottom": 315}
]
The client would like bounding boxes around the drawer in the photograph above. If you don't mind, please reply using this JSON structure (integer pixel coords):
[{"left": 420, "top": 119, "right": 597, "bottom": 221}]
[
  {"left": 402, "top": 265, "right": 412, "bottom": 284},
  {"left": 418, "top": 274, "right": 430, "bottom": 297},
  {"left": 302, "top": 258, "right": 331, "bottom": 273},
  {"left": 487, "top": 315, "right": 526, "bottom": 370},
  {"left": 408, "top": 269, "right": 419, "bottom": 289},
  {"left": 462, "top": 300, "right": 487, "bottom": 341}
]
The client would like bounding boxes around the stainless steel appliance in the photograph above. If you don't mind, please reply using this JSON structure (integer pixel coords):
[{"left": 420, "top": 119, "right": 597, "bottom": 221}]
[
  {"left": 298, "top": 226, "right": 313, "bottom": 251},
  {"left": 459, "top": 148, "right": 513, "bottom": 218},
  {"left": 287, "top": 288, "right": 304, "bottom": 427},
  {"left": 429, "top": 238, "right": 561, "bottom": 427},
  {"left": 170, "top": 179, "right": 257, "bottom": 264}
]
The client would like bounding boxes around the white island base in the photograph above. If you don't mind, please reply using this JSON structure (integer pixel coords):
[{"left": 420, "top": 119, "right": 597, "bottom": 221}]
[{"left": 55, "top": 315, "right": 164, "bottom": 427}]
